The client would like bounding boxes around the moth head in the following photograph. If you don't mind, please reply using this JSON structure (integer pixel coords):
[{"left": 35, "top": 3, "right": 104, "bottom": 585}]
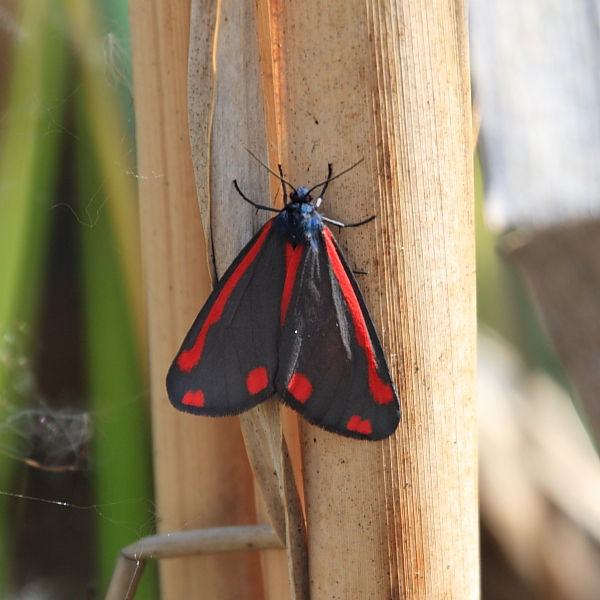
[{"left": 291, "top": 186, "right": 313, "bottom": 205}]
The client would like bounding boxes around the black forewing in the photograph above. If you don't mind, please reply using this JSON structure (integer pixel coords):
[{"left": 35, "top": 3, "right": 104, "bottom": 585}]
[
  {"left": 166, "top": 219, "right": 286, "bottom": 416},
  {"left": 275, "top": 228, "right": 400, "bottom": 440}
]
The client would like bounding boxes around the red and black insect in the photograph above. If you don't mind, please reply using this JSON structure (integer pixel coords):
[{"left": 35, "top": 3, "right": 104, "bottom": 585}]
[{"left": 166, "top": 161, "right": 400, "bottom": 440}]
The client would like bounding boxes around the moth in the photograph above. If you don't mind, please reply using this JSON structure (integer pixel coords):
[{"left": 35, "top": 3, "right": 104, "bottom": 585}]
[{"left": 166, "top": 161, "right": 400, "bottom": 440}]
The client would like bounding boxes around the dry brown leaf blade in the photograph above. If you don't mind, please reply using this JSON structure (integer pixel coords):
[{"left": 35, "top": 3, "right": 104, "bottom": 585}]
[
  {"left": 240, "top": 402, "right": 309, "bottom": 600},
  {"left": 188, "top": 0, "right": 219, "bottom": 270},
  {"left": 239, "top": 402, "right": 288, "bottom": 544}
]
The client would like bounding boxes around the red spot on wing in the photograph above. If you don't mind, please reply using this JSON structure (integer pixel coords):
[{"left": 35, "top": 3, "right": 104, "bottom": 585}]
[
  {"left": 280, "top": 242, "right": 304, "bottom": 326},
  {"left": 182, "top": 390, "right": 205, "bottom": 407},
  {"left": 288, "top": 373, "right": 313, "bottom": 403},
  {"left": 246, "top": 367, "right": 269, "bottom": 395},
  {"left": 323, "top": 229, "right": 394, "bottom": 405},
  {"left": 177, "top": 221, "right": 274, "bottom": 373},
  {"left": 347, "top": 415, "right": 372, "bottom": 435}
]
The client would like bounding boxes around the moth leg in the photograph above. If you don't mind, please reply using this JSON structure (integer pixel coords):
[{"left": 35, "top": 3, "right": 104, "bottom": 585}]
[
  {"left": 322, "top": 215, "right": 376, "bottom": 228},
  {"left": 318, "top": 161, "right": 374, "bottom": 227},
  {"left": 233, "top": 180, "right": 279, "bottom": 213}
]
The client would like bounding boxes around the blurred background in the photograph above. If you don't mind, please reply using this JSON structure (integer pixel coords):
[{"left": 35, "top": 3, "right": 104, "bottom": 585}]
[
  {"left": 0, "top": 0, "right": 156, "bottom": 598},
  {"left": 0, "top": 0, "right": 599, "bottom": 599}
]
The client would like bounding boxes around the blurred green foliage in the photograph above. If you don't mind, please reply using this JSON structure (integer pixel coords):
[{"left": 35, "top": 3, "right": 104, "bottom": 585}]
[{"left": 0, "top": 0, "right": 156, "bottom": 597}]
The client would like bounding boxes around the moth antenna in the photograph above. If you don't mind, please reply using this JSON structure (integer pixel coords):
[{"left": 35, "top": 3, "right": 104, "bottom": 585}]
[
  {"left": 306, "top": 158, "right": 365, "bottom": 197},
  {"left": 278, "top": 165, "right": 289, "bottom": 205},
  {"left": 317, "top": 164, "right": 334, "bottom": 201},
  {"left": 246, "top": 149, "right": 296, "bottom": 191}
]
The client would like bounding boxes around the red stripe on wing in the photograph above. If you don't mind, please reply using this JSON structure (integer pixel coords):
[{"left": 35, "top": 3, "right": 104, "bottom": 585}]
[
  {"left": 323, "top": 228, "right": 394, "bottom": 405},
  {"left": 177, "top": 220, "right": 274, "bottom": 372},
  {"left": 280, "top": 242, "right": 304, "bottom": 326}
]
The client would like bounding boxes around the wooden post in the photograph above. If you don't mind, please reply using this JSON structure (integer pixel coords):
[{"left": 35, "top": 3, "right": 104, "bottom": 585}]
[
  {"left": 267, "top": 0, "right": 479, "bottom": 597},
  {"left": 128, "top": 0, "right": 265, "bottom": 598}
]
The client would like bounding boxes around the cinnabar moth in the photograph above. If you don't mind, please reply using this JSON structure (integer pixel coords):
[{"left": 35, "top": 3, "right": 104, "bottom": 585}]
[{"left": 166, "top": 162, "right": 400, "bottom": 440}]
